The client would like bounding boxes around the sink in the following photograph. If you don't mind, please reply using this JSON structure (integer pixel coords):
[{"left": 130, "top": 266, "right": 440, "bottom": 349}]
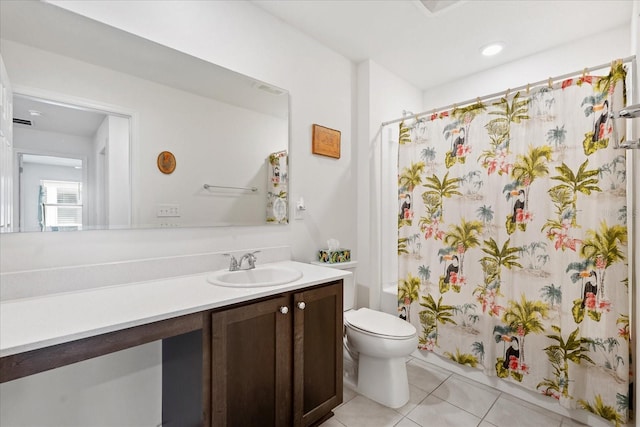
[{"left": 207, "top": 265, "right": 303, "bottom": 287}]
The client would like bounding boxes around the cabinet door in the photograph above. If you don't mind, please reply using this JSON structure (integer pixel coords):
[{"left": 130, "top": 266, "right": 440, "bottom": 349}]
[
  {"left": 211, "top": 295, "right": 292, "bottom": 427},
  {"left": 293, "top": 281, "right": 343, "bottom": 426}
]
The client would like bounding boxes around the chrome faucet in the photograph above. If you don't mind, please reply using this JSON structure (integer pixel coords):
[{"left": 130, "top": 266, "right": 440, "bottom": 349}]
[
  {"left": 223, "top": 253, "right": 239, "bottom": 271},
  {"left": 238, "top": 250, "right": 260, "bottom": 270},
  {"left": 223, "top": 251, "right": 260, "bottom": 271}
]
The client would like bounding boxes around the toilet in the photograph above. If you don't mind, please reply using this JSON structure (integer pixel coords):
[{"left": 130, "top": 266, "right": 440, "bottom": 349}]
[{"left": 312, "top": 261, "right": 418, "bottom": 408}]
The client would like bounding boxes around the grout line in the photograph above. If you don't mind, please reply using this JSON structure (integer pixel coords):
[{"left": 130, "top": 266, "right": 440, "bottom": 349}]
[
  {"left": 478, "top": 391, "right": 502, "bottom": 426},
  {"left": 338, "top": 359, "right": 588, "bottom": 427},
  {"left": 429, "top": 378, "right": 501, "bottom": 422}
]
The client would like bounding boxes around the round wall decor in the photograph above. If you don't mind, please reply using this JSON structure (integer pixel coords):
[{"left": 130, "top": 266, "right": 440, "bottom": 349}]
[{"left": 157, "top": 151, "right": 176, "bottom": 174}]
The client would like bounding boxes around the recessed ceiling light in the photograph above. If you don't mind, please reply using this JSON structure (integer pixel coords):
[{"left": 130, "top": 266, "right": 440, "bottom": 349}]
[{"left": 481, "top": 42, "right": 504, "bottom": 57}]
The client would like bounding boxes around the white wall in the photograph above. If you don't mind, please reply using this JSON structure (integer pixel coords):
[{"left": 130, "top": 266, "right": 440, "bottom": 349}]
[
  {"left": 0, "top": 56, "right": 13, "bottom": 233},
  {"left": 106, "top": 115, "right": 130, "bottom": 228},
  {"left": 13, "top": 127, "right": 93, "bottom": 157},
  {"left": 0, "top": 1, "right": 355, "bottom": 426},
  {"left": 357, "top": 60, "right": 423, "bottom": 309},
  {"left": 1, "top": 343, "right": 161, "bottom": 427},
  {"left": 93, "top": 116, "right": 108, "bottom": 227}
]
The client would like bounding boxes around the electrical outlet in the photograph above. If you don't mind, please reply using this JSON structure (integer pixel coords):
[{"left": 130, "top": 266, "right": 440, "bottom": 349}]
[{"left": 157, "top": 204, "right": 180, "bottom": 217}]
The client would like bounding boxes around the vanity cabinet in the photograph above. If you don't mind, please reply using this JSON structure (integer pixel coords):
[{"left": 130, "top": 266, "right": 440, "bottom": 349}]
[
  {"left": 1, "top": 264, "right": 346, "bottom": 427},
  {"left": 211, "top": 280, "right": 343, "bottom": 426}
]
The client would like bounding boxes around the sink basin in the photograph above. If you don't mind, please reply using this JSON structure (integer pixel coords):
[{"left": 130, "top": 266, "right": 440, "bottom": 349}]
[{"left": 207, "top": 265, "right": 303, "bottom": 287}]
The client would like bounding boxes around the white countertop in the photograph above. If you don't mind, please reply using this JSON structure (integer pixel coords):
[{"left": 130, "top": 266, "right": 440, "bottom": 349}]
[{"left": 0, "top": 261, "right": 350, "bottom": 358}]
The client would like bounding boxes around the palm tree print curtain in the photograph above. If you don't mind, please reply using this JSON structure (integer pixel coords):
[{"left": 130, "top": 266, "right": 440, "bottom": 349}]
[{"left": 397, "top": 63, "right": 630, "bottom": 425}]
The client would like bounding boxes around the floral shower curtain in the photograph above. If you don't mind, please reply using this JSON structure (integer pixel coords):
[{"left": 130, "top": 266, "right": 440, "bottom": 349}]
[
  {"left": 266, "top": 150, "right": 288, "bottom": 224},
  {"left": 397, "top": 63, "right": 630, "bottom": 425}
]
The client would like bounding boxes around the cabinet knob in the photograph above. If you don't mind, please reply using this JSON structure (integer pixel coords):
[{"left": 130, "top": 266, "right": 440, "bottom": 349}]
[
  {"left": 279, "top": 306, "right": 289, "bottom": 315},
  {"left": 297, "top": 301, "right": 306, "bottom": 310}
]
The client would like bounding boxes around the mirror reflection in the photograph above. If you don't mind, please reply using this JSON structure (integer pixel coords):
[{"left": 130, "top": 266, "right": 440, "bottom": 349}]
[
  {"left": 0, "top": 1, "right": 290, "bottom": 232},
  {"left": 11, "top": 95, "right": 130, "bottom": 232}
]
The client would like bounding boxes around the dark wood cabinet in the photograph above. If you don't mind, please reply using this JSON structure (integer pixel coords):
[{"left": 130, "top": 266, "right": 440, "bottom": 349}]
[
  {"left": 293, "top": 282, "right": 343, "bottom": 426},
  {"left": 211, "top": 294, "right": 293, "bottom": 426},
  {"left": 0, "top": 277, "right": 343, "bottom": 427},
  {"left": 211, "top": 280, "right": 343, "bottom": 427}
]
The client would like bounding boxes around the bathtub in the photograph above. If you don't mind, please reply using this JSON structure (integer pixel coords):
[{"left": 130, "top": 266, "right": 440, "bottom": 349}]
[{"left": 380, "top": 283, "right": 398, "bottom": 316}]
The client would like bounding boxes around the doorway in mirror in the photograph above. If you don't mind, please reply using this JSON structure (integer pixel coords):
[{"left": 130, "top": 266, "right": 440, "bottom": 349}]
[{"left": 11, "top": 94, "right": 131, "bottom": 232}]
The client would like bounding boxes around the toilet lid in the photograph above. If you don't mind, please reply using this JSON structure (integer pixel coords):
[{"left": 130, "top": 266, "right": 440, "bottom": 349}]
[{"left": 344, "top": 308, "right": 416, "bottom": 338}]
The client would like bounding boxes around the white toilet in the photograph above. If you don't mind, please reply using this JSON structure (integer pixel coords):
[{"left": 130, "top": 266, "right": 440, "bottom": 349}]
[{"left": 312, "top": 261, "right": 418, "bottom": 408}]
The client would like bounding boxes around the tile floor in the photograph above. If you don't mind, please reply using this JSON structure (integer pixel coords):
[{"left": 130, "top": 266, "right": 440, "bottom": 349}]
[{"left": 321, "top": 357, "right": 590, "bottom": 427}]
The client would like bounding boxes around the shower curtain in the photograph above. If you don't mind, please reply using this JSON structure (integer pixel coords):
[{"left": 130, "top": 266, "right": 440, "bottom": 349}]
[
  {"left": 397, "top": 63, "right": 630, "bottom": 425},
  {"left": 266, "top": 150, "right": 288, "bottom": 224}
]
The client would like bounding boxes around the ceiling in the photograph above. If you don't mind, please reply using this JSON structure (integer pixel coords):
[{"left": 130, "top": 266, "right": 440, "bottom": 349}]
[
  {"left": 252, "top": 0, "right": 634, "bottom": 91},
  {"left": 13, "top": 95, "right": 107, "bottom": 138}
]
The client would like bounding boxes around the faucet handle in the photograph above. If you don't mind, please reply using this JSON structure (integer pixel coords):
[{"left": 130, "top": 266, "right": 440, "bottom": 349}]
[
  {"left": 223, "top": 253, "right": 238, "bottom": 271},
  {"left": 246, "top": 250, "right": 260, "bottom": 268}
]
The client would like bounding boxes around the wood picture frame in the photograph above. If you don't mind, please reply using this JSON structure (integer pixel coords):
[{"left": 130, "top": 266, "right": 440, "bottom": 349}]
[{"left": 312, "top": 124, "right": 341, "bottom": 159}]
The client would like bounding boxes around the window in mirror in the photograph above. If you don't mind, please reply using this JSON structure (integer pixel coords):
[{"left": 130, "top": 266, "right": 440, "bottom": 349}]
[{"left": 41, "top": 179, "right": 83, "bottom": 232}]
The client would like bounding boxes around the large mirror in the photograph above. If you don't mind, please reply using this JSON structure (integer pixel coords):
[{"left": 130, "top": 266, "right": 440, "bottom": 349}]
[{"left": 0, "top": 1, "right": 290, "bottom": 232}]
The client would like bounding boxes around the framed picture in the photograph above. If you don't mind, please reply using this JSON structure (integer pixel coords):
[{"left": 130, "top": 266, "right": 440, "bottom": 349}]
[{"left": 312, "top": 124, "right": 341, "bottom": 159}]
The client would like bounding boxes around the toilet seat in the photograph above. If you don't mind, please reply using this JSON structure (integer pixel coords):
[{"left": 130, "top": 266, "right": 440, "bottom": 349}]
[{"left": 345, "top": 308, "right": 416, "bottom": 339}]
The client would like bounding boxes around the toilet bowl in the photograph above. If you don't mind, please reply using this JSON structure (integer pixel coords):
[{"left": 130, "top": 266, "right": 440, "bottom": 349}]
[
  {"left": 344, "top": 307, "right": 417, "bottom": 408},
  {"left": 311, "top": 260, "right": 418, "bottom": 408}
]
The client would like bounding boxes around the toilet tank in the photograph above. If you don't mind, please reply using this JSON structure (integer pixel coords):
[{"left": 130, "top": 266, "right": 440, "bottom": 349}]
[{"left": 311, "top": 261, "right": 357, "bottom": 311}]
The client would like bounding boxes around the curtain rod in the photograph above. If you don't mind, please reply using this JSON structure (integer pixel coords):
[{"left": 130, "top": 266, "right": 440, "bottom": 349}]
[{"left": 381, "top": 55, "right": 636, "bottom": 127}]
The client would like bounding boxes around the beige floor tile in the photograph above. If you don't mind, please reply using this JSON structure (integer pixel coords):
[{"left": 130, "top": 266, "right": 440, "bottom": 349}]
[
  {"left": 394, "top": 417, "right": 421, "bottom": 427},
  {"left": 484, "top": 395, "right": 562, "bottom": 427},
  {"left": 498, "top": 392, "right": 564, "bottom": 421},
  {"left": 319, "top": 416, "right": 347, "bottom": 427},
  {"left": 432, "top": 374, "right": 500, "bottom": 417},
  {"left": 406, "top": 359, "right": 451, "bottom": 393},
  {"left": 334, "top": 395, "right": 404, "bottom": 427},
  {"left": 338, "top": 352, "right": 612, "bottom": 427},
  {"left": 395, "top": 384, "right": 430, "bottom": 416},
  {"left": 560, "top": 416, "right": 588, "bottom": 426},
  {"left": 341, "top": 385, "right": 358, "bottom": 405},
  {"left": 406, "top": 394, "right": 482, "bottom": 427},
  {"left": 409, "top": 358, "right": 453, "bottom": 377}
]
